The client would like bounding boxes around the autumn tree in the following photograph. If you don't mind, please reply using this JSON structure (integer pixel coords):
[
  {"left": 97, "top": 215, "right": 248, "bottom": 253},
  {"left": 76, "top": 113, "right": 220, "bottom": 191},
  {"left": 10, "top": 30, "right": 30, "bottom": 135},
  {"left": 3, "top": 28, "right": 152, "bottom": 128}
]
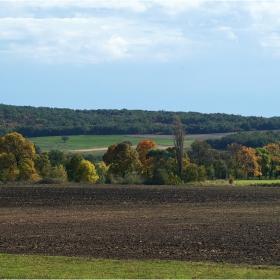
[
  {"left": 136, "top": 139, "right": 158, "bottom": 176},
  {"left": 94, "top": 161, "right": 108, "bottom": 183},
  {"left": 103, "top": 143, "right": 140, "bottom": 178},
  {"left": 173, "top": 116, "right": 185, "bottom": 179},
  {"left": 0, "top": 132, "right": 38, "bottom": 180},
  {"left": 0, "top": 152, "right": 19, "bottom": 181},
  {"left": 75, "top": 159, "right": 99, "bottom": 183},
  {"left": 49, "top": 164, "right": 68, "bottom": 181},
  {"left": 239, "top": 146, "right": 262, "bottom": 179},
  {"left": 102, "top": 144, "right": 117, "bottom": 166}
]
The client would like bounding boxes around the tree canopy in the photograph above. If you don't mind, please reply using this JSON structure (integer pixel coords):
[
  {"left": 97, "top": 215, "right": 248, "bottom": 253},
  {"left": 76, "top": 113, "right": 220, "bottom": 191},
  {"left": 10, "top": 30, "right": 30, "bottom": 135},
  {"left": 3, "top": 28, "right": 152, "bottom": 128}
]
[{"left": 1, "top": 103, "right": 280, "bottom": 138}]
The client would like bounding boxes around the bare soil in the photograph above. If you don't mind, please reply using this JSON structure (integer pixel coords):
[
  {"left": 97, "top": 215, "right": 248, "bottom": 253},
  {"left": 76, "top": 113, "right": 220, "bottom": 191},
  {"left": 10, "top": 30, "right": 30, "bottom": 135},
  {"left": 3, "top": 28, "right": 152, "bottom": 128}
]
[{"left": 0, "top": 183, "right": 279, "bottom": 265}]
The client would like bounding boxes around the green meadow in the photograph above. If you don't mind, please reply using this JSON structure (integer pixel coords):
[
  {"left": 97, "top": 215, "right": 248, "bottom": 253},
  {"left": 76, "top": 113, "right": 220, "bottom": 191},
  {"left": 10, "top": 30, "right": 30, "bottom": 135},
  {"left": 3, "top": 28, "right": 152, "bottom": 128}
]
[
  {"left": 235, "top": 179, "right": 280, "bottom": 185},
  {"left": 28, "top": 135, "right": 193, "bottom": 154},
  {"left": 1, "top": 253, "right": 279, "bottom": 279}
]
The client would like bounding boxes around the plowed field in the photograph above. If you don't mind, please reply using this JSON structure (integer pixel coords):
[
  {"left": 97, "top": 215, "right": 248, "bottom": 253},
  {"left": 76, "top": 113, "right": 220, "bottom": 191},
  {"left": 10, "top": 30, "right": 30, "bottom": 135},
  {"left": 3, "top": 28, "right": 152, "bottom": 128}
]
[{"left": 0, "top": 183, "right": 279, "bottom": 265}]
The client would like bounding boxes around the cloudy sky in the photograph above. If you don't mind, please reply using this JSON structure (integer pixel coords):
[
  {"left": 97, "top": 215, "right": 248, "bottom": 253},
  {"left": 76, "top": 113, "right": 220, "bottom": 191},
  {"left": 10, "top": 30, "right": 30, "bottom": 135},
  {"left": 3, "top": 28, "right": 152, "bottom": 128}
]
[{"left": 1, "top": 0, "right": 280, "bottom": 117}]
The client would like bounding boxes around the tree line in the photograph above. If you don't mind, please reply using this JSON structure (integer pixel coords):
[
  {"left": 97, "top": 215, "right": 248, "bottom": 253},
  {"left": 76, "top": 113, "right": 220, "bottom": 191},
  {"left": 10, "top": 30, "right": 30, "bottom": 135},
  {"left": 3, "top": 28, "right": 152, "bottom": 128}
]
[
  {"left": 1, "top": 130, "right": 280, "bottom": 184},
  {"left": 1, "top": 103, "right": 280, "bottom": 138},
  {"left": 206, "top": 131, "right": 280, "bottom": 150}
]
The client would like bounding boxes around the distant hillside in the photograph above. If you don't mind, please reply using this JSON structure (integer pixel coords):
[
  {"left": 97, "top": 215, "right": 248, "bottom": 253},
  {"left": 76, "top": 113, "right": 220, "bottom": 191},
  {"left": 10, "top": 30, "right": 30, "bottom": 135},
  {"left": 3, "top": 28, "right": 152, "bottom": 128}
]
[{"left": 1, "top": 103, "right": 280, "bottom": 138}]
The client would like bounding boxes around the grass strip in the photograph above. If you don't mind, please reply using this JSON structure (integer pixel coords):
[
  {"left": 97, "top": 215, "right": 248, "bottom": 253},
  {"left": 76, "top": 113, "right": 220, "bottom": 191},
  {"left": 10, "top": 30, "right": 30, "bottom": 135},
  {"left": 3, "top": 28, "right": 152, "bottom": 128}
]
[
  {"left": 235, "top": 179, "right": 280, "bottom": 185},
  {"left": 1, "top": 253, "right": 280, "bottom": 279},
  {"left": 28, "top": 135, "right": 193, "bottom": 153}
]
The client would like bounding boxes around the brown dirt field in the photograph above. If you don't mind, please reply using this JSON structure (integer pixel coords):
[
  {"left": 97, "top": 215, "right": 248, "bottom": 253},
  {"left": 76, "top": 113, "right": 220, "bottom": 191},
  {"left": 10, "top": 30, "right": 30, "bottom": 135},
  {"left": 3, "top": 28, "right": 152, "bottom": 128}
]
[{"left": 0, "top": 183, "right": 279, "bottom": 265}]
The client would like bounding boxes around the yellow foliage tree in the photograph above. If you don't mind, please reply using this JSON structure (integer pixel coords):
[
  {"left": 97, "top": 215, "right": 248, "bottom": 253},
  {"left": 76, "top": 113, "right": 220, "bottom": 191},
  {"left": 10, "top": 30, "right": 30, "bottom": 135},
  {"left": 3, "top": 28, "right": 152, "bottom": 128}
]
[
  {"left": 94, "top": 161, "right": 108, "bottom": 183},
  {"left": 75, "top": 159, "right": 99, "bottom": 183},
  {"left": 0, "top": 152, "right": 19, "bottom": 181},
  {"left": 0, "top": 132, "right": 38, "bottom": 181},
  {"left": 19, "top": 158, "right": 39, "bottom": 180},
  {"left": 49, "top": 164, "right": 68, "bottom": 181}
]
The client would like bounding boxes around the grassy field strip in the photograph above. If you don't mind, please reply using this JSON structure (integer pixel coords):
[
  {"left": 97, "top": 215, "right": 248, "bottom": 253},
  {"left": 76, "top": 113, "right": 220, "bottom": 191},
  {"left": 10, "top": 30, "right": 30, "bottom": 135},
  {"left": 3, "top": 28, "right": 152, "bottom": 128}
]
[
  {"left": 28, "top": 135, "right": 193, "bottom": 154},
  {"left": 1, "top": 253, "right": 280, "bottom": 279},
  {"left": 234, "top": 179, "right": 280, "bottom": 185}
]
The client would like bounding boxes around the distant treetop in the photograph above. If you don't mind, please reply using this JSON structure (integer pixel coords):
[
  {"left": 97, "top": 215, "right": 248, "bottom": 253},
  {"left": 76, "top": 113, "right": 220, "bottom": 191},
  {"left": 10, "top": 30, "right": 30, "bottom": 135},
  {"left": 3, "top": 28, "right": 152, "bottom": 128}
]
[{"left": 0, "top": 103, "right": 280, "bottom": 138}]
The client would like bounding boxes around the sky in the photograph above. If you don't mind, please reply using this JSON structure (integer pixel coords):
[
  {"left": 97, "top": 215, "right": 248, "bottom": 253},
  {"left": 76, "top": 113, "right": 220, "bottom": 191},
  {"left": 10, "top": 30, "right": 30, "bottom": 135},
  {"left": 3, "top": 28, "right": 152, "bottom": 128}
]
[{"left": 1, "top": 0, "right": 280, "bottom": 117}]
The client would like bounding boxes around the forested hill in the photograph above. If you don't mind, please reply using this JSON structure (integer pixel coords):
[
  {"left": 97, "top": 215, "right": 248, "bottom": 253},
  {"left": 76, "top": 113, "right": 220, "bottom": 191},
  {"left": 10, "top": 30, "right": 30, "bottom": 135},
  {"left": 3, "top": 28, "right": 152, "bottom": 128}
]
[{"left": 1, "top": 103, "right": 280, "bottom": 138}]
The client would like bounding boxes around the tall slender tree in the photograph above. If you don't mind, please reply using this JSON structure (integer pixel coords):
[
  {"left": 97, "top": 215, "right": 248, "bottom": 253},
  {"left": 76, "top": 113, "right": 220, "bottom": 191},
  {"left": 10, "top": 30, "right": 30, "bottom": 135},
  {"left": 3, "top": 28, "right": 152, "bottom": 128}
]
[{"left": 173, "top": 115, "right": 185, "bottom": 179}]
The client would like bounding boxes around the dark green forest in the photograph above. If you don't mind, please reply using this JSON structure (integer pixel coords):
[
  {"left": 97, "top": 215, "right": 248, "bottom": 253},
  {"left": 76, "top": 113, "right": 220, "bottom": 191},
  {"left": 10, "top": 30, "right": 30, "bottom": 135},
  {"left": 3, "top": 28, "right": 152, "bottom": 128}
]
[
  {"left": 1, "top": 103, "right": 280, "bottom": 138},
  {"left": 206, "top": 131, "right": 280, "bottom": 149}
]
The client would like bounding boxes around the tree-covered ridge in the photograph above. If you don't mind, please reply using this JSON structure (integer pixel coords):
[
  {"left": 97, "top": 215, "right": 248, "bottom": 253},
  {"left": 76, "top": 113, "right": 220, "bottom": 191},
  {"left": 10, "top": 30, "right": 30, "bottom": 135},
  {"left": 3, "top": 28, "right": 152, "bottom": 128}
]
[
  {"left": 1, "top": 103, "right": 280, "bottom": 138},
  {"left": 206, "top": 131, "right": 280, "bottom": 150}
]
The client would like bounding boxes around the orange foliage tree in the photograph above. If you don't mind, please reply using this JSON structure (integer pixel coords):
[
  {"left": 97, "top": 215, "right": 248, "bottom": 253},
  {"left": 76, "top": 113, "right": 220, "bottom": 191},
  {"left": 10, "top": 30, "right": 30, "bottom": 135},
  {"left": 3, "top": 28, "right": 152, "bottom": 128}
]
[
  {"left": 136, "top": 139, "right": 158, "bottom": 176},
  {"left": 239, "top": 146, "right": 262, "bottom": 179},
  {"left": 102, "top": 144, "right": 117, "bottom": 166}
]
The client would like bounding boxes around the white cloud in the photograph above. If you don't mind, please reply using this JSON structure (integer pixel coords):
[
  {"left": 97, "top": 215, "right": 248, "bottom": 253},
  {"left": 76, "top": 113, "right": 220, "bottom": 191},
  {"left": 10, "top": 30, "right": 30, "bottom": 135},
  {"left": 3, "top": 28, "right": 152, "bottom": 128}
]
[
  {"left": 1, "top": 1, "right": 280, "bottom": 63},
  {"left": 219, "top": 26, "right": 238, "bottom": 41},
  {"left": 0, "top": 17, "right": 193, "bottom": 63}
]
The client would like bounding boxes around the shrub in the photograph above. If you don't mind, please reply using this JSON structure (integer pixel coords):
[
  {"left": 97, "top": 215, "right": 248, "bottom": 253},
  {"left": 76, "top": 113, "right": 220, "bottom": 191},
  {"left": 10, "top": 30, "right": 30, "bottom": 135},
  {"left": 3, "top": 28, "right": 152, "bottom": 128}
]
[
  {"left": 122, "top": 172, "right": 143, "bottom": 185},
  {"left": 146, "top": 168, "right": 169, "bottom": 185}
]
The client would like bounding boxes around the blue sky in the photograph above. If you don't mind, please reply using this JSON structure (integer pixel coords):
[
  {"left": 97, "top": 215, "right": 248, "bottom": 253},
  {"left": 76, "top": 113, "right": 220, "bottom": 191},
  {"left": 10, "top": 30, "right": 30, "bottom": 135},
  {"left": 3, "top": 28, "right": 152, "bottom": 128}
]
[{"left": 1, "top": 0, "right": 280, "bottom": 117}]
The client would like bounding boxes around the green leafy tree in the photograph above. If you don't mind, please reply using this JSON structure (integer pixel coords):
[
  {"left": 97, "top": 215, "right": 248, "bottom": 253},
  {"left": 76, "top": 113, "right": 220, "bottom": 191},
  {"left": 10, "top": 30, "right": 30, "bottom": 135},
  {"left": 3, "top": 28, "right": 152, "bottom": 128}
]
[
  {"left": 263, "top": 143, "right": 280, "bottom": 179},
  {"left": 34, "top": 154, "right": 52, "bottom": 178},
  {"left": 173, "top": 116, "right": 185, "bottom": 179},
  {"left": 61, "top": 136, "right": 69, "bottom": 143},
  {"left": 227, "top": 143, "right": 244, "bottom": 179},
  {"left": 145, "top": 148, "right": 181, "bottom": 184},
  {"left": 48, "top": 150, "right": 67, "bottom": 167},
  {"left": 65, "top": 154, "right": 83, "bottom": 181},
  {"left": 188, "top": 140, "right": 211, "bottom": 166},
  {"left": 182, "top": 162, "right": 198, "bottom": 182},
  {"left": 212, "top": 158, "right": 227, "bottom": 179},
  {"left": 255, "top": 148, "right": 271, "bottom": 178},
  {"left": 145, "top": 148, "right": 173, "bottom": 178}
]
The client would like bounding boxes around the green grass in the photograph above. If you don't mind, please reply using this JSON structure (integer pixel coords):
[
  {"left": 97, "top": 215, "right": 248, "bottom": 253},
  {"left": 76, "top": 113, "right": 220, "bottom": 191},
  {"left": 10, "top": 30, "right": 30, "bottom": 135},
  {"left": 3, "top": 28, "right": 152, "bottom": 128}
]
[
  {"left": 1, "top": 253, "right": 280, "bottom": 279},
  {"left": 235, "top": 179, "right": 280, "bottom": 185},
  {"left": 28, "top": 135, "right": 193, "bottom": 154}
]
